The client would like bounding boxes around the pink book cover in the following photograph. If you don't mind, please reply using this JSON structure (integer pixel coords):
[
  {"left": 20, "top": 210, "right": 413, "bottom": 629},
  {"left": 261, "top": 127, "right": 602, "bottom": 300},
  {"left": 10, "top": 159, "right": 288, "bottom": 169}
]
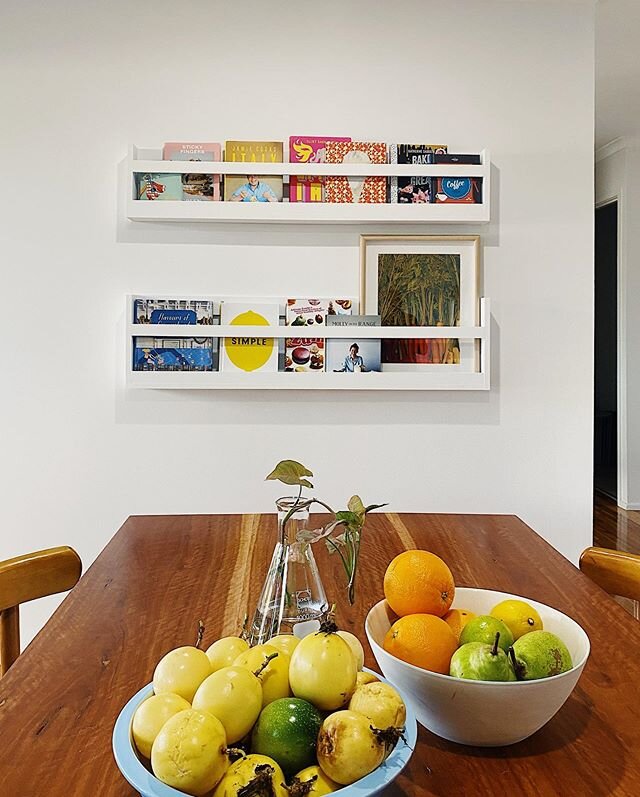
[
  {"left": 324, "top": 141, "right": 387, "bottom": 203},
  {"left": 288, "top": 136, "right": 350, "bottom": 202},
  {"left": 162, "top": 142, "right": 221, "bottom": 201}
]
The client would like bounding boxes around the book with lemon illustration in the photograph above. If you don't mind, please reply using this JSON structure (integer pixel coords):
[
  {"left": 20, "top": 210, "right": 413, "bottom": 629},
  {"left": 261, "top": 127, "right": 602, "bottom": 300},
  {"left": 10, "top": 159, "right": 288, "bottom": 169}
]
[{"left": 220, "top": 302, "right": 280, "bottom": 373}]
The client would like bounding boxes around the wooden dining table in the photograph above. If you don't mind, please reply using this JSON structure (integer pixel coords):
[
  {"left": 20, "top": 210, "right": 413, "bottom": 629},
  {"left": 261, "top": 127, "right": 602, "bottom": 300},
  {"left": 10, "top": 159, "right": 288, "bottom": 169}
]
[{"left": 1, "top": 512, "right": 639, "bottom": 796}]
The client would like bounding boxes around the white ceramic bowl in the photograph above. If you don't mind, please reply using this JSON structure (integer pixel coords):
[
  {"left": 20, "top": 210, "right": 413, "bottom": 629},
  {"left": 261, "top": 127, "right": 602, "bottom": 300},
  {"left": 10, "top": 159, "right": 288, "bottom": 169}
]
[{"left": 366, "top": 587, "right": 590, "bottom": 747}]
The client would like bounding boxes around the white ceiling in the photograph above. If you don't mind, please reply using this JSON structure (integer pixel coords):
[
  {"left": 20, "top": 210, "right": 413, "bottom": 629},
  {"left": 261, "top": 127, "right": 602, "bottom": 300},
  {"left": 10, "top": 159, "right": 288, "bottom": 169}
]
[{"left": 596, "top": 0, "right": 640, "bottom": 148}]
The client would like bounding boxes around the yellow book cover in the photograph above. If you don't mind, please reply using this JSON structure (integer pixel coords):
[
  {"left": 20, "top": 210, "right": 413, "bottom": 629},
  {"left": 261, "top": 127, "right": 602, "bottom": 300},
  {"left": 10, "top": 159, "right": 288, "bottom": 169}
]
[
  {"left": 220, "top": 302, "right": 280, "bottom": 373},
  {"left": 224, "top": 141, "right": 284, "bottom": 202}
]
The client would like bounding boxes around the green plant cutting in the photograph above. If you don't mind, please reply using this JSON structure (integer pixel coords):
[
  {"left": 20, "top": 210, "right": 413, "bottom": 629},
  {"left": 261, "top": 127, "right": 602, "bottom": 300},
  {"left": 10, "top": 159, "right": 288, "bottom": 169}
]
[{"left": 266, "top": 460, "right": 386, "bottom": 604}]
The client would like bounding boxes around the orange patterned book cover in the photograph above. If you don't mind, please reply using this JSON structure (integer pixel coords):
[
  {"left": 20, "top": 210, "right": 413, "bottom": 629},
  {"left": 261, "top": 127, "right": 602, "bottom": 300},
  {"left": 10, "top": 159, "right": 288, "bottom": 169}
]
[{"left": 324, "top": 141, "right": 387, "bottom": 203}]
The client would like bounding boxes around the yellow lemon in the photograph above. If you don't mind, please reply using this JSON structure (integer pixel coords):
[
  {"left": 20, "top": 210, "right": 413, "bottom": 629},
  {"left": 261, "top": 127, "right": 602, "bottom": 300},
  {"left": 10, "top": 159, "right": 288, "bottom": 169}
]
[
  {"left": 490, "top": 599, "right": 543, "bottom": 640},
  {"left": 224, "top": 310, "right": 274, "bottom": 372}
]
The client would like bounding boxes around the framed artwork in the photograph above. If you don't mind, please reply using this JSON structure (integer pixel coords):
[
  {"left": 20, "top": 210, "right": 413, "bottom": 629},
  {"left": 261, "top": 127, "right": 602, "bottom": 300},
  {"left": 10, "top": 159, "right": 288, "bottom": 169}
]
[{"left": 360, "top": 235, "right": 480, "bottom": 371}]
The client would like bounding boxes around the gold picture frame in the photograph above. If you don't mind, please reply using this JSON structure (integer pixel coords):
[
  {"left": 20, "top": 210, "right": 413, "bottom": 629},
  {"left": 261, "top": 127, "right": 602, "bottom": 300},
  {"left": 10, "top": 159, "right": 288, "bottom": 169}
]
[{"left": 360, "top": 235, "right": 480, "bottom": 370}]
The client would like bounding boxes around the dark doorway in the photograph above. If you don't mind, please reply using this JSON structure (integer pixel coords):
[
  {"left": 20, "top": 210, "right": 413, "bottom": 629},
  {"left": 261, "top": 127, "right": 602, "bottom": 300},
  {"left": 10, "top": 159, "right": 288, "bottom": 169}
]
[{"left": 594, "top": 201, "right": 618, "bottom": 500}]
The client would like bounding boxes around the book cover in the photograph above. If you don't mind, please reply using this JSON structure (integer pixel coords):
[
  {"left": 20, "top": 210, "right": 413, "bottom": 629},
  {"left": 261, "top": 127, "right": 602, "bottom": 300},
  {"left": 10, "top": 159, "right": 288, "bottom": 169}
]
[
  {"left": 434, "top": 153, "right": 481, "bottom": 165},
  {"left": 324, "top": 141, "right": 387, "bottom": 203},
  {"left": 288, "top": 136, "right": 350, "bottom": 202},
  {"left": 136, "top": 173, "right": 183, "bottom": 201},
  {"left": 326, "top": 315, "right": 381, "bottom": 373},
  {"left": 224, "top": 141, "right": 284, "bottom": 202},
  {"left": 284, "top": 298, "right": 353, "bottom": 372},
  {"left": 435, "top": 177, "right": 483, "bottom": 204},
  {"left": 390, "top": 143, "right": 447, "bottom": 203},
  {"left": 134, "top": 297, "right": 215, "bottom": 325},
  {"left": 162, "top": 142, "right": 222, "bottom": 201},
  {"left": 220, "top": 302, "right": 279, "bottom": 373},
  {"left": 133, "top": 337, "right": 214, "bottom": 371}
]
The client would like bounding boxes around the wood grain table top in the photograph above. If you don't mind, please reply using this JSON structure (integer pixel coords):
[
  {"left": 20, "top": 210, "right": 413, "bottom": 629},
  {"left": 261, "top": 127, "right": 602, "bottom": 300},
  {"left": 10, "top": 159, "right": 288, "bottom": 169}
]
[{"left": 1, "top": 513, "right": 639, "bottom": 796}]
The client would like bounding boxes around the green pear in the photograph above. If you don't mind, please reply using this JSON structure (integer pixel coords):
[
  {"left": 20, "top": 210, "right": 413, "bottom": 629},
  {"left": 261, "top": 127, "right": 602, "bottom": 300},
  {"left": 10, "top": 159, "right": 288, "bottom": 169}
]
[
  {"left": 449, "top": 633, "right": 517, "bottom": 681},
  {"left": 510, "top": 630, "right": 572, "bottom": 680},
  {"left": 459, "top": 615, "right": 514, "bottom": 652}
]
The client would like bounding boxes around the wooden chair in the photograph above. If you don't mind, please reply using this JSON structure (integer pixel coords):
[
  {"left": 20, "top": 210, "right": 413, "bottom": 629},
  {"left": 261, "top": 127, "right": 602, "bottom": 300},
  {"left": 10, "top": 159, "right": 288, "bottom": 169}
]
[
  {"left": 579, "top": 546, "right": 640, "bottom": 620},
  {"left": 0, "top": 546, "right": 82, "bottom": 675}
]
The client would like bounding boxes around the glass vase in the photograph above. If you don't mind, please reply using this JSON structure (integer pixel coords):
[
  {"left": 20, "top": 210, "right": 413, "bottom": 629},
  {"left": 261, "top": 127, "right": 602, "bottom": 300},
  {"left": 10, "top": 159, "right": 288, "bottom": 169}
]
[{"left": 248, "top": 496, "right": 329, "bottom": 646}]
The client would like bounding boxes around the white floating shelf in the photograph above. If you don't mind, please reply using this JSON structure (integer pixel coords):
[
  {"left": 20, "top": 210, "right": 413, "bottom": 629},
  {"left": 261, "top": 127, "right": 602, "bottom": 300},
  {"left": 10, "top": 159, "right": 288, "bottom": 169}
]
[
  {"left": 125, "top": 298, "right": 491, "bottom": 391},
  {"left": 126, "top": 145, "right": 490, "bottom": 224}
]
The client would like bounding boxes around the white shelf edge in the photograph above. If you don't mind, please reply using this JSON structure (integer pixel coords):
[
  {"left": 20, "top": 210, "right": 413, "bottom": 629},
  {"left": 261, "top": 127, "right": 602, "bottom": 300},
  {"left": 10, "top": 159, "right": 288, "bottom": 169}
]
[
  {"left": 125, "top": 370, "right": 490, "bottom": 391},
  {"left": 128, "top": 324, "right": 486, "bottom": 340},
  {"left": 125, "top": 201, "right": 490, "bottom": 224},
  {"left": 129, "top": 160, "right": 488, "bottom": 177}
]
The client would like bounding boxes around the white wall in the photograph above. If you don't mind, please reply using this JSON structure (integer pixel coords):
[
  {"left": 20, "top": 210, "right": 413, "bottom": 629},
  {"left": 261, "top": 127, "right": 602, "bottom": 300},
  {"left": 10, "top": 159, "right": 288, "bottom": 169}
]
[
  {"left": 0, "top": 0, "right": 595, "bottom": 646},
  {"left": 596, "top": 140, "right": 640, "bottom": 509}
]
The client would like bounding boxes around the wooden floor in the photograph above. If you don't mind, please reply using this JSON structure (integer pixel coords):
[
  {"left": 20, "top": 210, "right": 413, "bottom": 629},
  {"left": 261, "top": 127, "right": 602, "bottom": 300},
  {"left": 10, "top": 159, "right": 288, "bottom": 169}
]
[
  {"left": 593, "top": 492, "right": 640, "bottom": 618},
  {"left": 593, "top": 491, "right": 640, "bottom": 554}
]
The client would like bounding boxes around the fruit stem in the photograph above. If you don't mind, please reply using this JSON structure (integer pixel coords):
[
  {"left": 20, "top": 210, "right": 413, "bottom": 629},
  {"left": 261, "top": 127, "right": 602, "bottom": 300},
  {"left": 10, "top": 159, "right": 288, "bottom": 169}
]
[
  {"left": 195, "top": 619, "right": 205, "bottom": 649},
  {"left": 508, "top": 646, "right": 526, "bottom": 680},
  {"left": 253, "top": 651, "right": 278, "bottom": 678},
  {"left": 318, "top": 604, "right": 338, "bottom": 635},
  {"left": 238, "top": 764, "right": 276, "bottom": 797},
  {"left": 285, "top": 776, "right": 317, "bottom": 797},
  {"left": 491, "top": 632, "right": 500, "bottom": 656},
  {"left": 224, "top": 747, "right": 246, "bottom": 762}
]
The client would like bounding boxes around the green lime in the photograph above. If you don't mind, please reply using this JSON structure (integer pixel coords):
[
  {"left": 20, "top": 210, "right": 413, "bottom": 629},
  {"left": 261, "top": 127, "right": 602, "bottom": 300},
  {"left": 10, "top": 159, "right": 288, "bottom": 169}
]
[{"left": 251, "top": 698, "right": 323, "bottom": 777}]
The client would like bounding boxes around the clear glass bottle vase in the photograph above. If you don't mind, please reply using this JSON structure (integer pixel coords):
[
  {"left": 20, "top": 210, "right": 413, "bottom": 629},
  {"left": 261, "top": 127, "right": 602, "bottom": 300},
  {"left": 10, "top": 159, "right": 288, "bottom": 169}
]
[{"left": 248, "top": 496, "right": 329, "bottom": 646}]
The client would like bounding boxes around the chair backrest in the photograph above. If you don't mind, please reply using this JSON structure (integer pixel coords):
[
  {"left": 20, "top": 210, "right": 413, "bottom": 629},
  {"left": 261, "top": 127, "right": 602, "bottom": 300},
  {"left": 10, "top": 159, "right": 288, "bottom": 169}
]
[
  {"left": 0, "top": 546, "right": 82, "bottom": 675},
  {"left": 579, "top": 546, "right": 640, "bottom": 618}
]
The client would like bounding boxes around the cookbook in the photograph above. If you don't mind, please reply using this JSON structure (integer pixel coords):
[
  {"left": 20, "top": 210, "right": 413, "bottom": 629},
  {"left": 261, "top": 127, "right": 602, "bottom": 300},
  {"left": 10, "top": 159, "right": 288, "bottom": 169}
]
[
  {"left": 223, "top": 141, "right": 283, "bottom": 202},
  {"left": 220, "top": 302, "right": 279, "bottom": 373},
  {"left": 285, "top": 298, "right": 353, "bottom": 373},
  {"left": 326, "top": 315, "right": 381, "bottom": 373}
]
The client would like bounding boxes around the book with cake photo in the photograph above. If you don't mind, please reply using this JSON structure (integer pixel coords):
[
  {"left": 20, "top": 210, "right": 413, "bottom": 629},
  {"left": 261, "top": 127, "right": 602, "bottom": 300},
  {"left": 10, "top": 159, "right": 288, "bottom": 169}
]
[{"left": 284, "top": 298, "right": 353, "bottom": 372}]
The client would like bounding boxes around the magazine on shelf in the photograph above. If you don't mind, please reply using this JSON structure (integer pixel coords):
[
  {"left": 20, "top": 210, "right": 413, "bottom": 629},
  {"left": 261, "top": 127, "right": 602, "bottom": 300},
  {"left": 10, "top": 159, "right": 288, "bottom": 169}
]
[
  {"left": 288, "top": 136, "right": 350, "bottom": 202},
  {"left": 136, "top": 173, "right": 183, "bottom": 201},
  {"left": 324, "top": 141, "right": 387, "bottom": 203},
  {"left": 162, "top": 141, "right": 222, "bottom": 201},
  {"left": 223, "top": 141, "right": 283, "bottom": 202},
  {"left": 284, "top": 298, "right": 353, "bottom": 373},
  {"left": 326, "top": 315, "right": 381, "bottom": 373},
  {"left": 219, "top": 302, "right": 279, "bottom": 373},
  {"left": 133, "top": 337, "right": 214, "bottom": 371},
  {"left": 434, "top": 177, "right": 483, "bottom": 204},
  {"left": 390, "top": 143, "right": 447, "bottom": 204},
  {"left": 133, "top": 297, "right": 215, "bottom": 325}
]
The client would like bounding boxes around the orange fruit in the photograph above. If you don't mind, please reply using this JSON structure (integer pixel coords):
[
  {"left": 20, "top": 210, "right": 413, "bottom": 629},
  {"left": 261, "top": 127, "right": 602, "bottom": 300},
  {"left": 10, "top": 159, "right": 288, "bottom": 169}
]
[
  {"left": 383, "top": 550, "right": 455, "bottom": 617},
  {"left": 443, "top": 608, "right": 476, "bottom": 640},
  {"left": 383, "top": 614, "right": 457, "bottom": 674}
]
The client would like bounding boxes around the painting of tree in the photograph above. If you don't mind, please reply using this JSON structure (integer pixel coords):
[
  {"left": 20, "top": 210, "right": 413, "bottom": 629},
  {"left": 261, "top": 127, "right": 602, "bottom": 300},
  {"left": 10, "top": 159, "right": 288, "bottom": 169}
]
[{"left": 378, "top": 252, "right": 461, "bottom": 364}]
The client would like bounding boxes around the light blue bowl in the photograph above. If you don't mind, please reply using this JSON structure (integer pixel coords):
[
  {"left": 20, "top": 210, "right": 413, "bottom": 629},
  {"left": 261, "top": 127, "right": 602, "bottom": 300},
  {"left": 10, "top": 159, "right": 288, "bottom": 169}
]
[{"left": 113, "top": 668, "right": 418, "bottom": 797}]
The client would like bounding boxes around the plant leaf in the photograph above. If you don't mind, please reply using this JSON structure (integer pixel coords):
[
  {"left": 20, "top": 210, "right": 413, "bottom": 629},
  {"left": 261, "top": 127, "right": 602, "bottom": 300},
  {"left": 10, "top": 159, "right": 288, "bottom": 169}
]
[
  {"left": 297, "top": 520, "right": 344, "bottom": 543},
  {"left": 265, "top": 460, "right": 314, "bottom": 488},
  {"left": 335, "top": 510, "right": 360, "bottom": 526},
  {"left": 326, "top": 532, "right": 348, "bottom": 553},
  {"left": 347, "top": 495, "right": 366, "bottom": 517},
  {"left": 364, "top": 502, "right": 388, "bottom": 514}
]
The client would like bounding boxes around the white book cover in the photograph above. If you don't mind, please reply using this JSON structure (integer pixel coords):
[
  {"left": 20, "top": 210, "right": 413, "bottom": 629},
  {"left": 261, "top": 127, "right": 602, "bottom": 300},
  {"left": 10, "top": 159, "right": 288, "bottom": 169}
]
[{"left": 220, "top": 302, "right": 280, "bottom": 373}]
